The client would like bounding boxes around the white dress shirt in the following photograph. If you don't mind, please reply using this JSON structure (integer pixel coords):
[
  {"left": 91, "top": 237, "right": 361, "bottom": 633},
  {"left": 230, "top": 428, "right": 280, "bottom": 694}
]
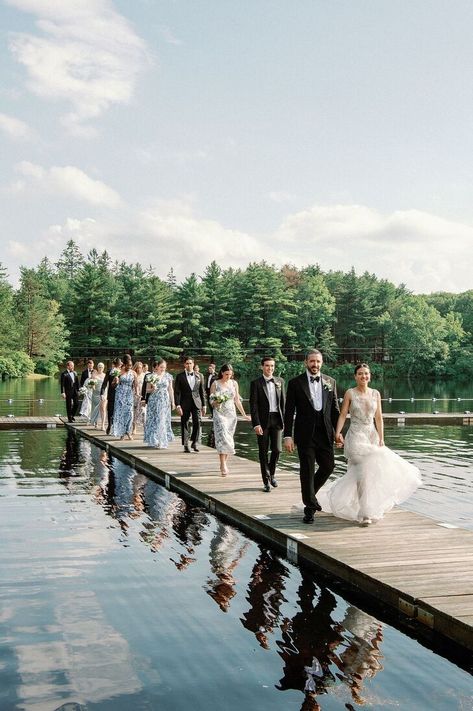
[
  {"left": 307, "top": 371, "right": 322, "bottom": 411},
  {"left": 186, "top": 371, "right": 195, "bottom": 388},
  {"left": 264, "top": 377, "right": 278, "bottom": 412}
]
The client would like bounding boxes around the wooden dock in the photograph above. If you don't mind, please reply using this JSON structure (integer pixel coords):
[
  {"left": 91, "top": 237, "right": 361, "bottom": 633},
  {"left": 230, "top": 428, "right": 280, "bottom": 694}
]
[
  {"left": 68, "top": 421, "right": 473, "bottom": 653},
  {"left": 1, "top": 412, "right": 473, "bottom": 431},
  {"left": 0, "top": 415, "right": 64, "bottom": 429}
]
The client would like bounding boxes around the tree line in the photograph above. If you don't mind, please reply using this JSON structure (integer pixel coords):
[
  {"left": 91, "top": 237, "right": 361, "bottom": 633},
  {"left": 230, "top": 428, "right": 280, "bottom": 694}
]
[{"left": 1, "top": 239, "right": 471, "bottom": 380}]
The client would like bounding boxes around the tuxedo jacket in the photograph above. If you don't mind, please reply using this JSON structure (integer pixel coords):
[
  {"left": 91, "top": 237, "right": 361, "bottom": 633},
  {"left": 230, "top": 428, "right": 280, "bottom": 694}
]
[
  {"left": 174, "top": 371, "right": 204, "bottom": 411},
  {"left": 60, "top": 370, "right": 79, "bottom": 396},
  {"left": 283, "top": 372, "right": 339, "bottom": 447},
  {"left": 204, "top": 372, "right": 217, "bottom": 401},
  {"left": 141, "top": 372, "right": 155, "bottom": 404},
  {"left": 249, "top": 376, "right": 285, "bottom": 429},
  {"left": 101, "top": 368, "right": 119, "bottom": 400},
  {"left": 80, "top": 368, "right": 94, "bottom": 387}
]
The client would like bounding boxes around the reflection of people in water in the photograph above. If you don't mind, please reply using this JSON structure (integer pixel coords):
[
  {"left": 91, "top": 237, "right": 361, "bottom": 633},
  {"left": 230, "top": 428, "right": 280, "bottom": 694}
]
[
  {"left": 139, "top": 481, "right": 183, "bottom": 552},
  {"left": 241, "top": 548, "right": 288, "bottom": 649},
  {"left": 332, "top": 606, "right": 384, "bottom": 706},
  {"left": 170, "top": 502, "right": 210, "bottom": 571},
  {"left": 59, "top": 429, "right": 81, "bottom": 477},
  {"left": 205, "top": 523, "right": 249, "bottom": 612},
  {"left": 276, "top": 576, "right": 343, "bottom": 709}
]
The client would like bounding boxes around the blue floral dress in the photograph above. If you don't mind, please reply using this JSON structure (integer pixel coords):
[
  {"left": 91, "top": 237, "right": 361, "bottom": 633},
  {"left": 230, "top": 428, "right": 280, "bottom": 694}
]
[
  {"left": 143, "top": 372, "right": 174, "bottom": 448},
  {"left": 112, "top": 370, "right": 135, "bottom": 437}
]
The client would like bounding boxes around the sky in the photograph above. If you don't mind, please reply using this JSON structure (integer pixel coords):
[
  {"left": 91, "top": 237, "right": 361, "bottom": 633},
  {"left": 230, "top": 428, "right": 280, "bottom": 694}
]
[{"left": 1, "top": 0, "right": 473, "bottom": 293}]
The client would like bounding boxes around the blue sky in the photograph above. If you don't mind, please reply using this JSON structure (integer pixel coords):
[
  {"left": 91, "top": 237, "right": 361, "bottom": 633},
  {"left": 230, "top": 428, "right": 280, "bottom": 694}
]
[{"left": 1, "top": 0, "right": 472, "bottom": 292}]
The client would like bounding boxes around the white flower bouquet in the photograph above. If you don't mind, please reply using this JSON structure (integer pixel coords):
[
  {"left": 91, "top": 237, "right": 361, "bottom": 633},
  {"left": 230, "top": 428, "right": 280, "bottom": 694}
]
[{"left": 209, "top": 391, "right": 232, "bottom": 407}]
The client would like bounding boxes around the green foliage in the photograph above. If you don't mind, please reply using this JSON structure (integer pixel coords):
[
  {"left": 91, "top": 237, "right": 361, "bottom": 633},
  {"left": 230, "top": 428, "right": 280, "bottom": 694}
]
[
  {"left": 3, "top": 247, "right": 473, "bottom": 380},
  {"left": 0, "top": 351, "right": 34, "bottom": 377}
]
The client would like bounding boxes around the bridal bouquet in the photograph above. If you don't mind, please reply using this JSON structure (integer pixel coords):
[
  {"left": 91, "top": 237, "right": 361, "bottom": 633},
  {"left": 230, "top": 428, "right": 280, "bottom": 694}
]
[
  {"left": 79, "top": 386, "right": 87, "bottom": 396},
  {"left": 87, "top": 379, "right": 97, "bottom": 390},
  {"left": 209, "top": 391, "right": 232, "bottom": 407}
]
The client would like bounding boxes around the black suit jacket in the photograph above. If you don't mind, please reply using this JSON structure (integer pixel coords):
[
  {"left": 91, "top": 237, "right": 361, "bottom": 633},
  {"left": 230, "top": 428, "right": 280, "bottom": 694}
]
[
  {"left": 80, "top": 368, "right": 94, "bottom": 387},
  {"left": 101, "top": 368, "right": 119, "bottom": 400},
  {"left": 283, "top": 372, "right": 339, "bottom": 447},
  {"left": 141, "top": 372, "right": 155, "bottom": 404},
  {"left": 60, "top": 370, "right": 79, "bottom": 396},
  {"left": 174, "top": 371, "right": 204, "bottom": 411},
  {"left": 249, "top": 376, "right": 285, "bottom": 429},
  {"left": 204, "top": 372, "right": 217, "bottom": 404}
]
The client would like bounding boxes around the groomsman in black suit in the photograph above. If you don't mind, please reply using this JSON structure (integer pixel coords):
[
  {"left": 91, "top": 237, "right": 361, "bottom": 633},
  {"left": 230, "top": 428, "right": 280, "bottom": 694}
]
[
  {"left": 101, "top": 357, "right": 122, "bottom": 435},
  {"left": 80, "top": 358, "right": 95, "bottom": 386},
  {"left": 174, "top": 356, "right": 205, "bottom": 452},
  {"left": 141, "top": 361, "right": 160, "bottom": 405},
  {"left": 204, "top": 362, "right": 217, "bottom": 416},
  {"left": 60, "top": 360, "right": 80, "bottom": 422},
  {"left": 250, "top": 356, "right": 285, "bottom": 492},
  {"left": 284, "top": 349, "right": 339, "bottom": 523}
]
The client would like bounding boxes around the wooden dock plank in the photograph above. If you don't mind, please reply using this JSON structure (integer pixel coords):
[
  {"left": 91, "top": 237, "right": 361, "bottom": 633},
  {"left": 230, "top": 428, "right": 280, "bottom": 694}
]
[{"left": 66, "top": 423, "right": 473, "bottom": 651}]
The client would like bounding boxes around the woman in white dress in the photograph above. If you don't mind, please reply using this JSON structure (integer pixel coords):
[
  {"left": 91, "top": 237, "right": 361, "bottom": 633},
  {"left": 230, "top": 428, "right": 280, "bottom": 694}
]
[
  {"left": 90, "top": 362, "right": 106, "bottom": 428},
  {"left": 319, "top": 363, "right": 422, "bottom": 526},
  {"left": 209, "top": 364, "right": 251, "bottom": 475},
  {"left": 79, "top": 368, "right": 97, "bottom": 420}
]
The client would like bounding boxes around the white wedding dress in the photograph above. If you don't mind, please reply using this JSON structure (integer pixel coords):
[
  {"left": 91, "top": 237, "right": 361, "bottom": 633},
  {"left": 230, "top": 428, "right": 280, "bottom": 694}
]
[{"left": 318, "top": 388, "right": 422, "bottom": 522}]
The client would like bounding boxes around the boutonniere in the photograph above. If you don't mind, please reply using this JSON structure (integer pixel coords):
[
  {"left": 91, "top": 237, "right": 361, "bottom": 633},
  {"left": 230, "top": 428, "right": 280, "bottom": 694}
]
[
  {"left": 322, "top": 379, "right": 333, "bottom": 392},
  {"left": 274, "top": 381, "right": 282, "bottom": 389}
]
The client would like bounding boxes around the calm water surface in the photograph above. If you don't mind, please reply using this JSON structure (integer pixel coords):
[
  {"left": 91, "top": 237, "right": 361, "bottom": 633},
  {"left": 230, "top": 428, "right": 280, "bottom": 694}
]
[
  {"left": 0, "top": 429, "right": 472, "bottom": 711},
  {"left": 1, "top": 376, "right": 473, "bottom": 416}
]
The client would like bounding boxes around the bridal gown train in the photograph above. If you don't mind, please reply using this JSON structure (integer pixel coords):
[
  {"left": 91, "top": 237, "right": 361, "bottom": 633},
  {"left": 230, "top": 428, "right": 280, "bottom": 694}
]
[{"left": 318, "top": 388, "right": 422, "bottom": 523}]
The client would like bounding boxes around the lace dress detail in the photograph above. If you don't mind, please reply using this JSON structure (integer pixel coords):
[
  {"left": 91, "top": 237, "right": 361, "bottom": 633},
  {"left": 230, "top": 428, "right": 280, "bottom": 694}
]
[
  {"left": 212, "top": 380, "right": 238, "bottom": 454},
  {"left": 318, "top": 388, "right": 422, "bottom": 522}
]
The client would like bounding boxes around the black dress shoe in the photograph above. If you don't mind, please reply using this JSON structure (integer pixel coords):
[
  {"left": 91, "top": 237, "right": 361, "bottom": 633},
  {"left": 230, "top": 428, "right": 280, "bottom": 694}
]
[
  {"left": 314, "top": 499, "right": 322, "bottom": 512},
  {"left": 191, "top": 443, "right": 199, "bottom": 452},
  {"left": 270, "top": 477, "right": 278, "bottom": 488},
  {"left": 303, "top": 513, "right": 315, "bottom": 523},
  {"left": 184, "top": 445, "right": 191, "bottom": 453},
  {"left": 263, "top": 483, "right": 271, "bottom": 492}
]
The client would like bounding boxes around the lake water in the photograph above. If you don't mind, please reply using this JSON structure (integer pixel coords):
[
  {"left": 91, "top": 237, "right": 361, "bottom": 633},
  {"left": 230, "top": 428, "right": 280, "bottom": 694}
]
[
  {"left": 0, "top": 428, "right": 472, "bottom": 711},
  {"left": 1, "top": 375, "right": 473, "bottom": 416}
]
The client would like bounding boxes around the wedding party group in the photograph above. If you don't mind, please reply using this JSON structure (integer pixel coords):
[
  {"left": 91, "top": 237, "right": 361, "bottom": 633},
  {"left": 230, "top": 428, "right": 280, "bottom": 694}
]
[{"left": 60, "top": 349, "right": 422, "bottom": 526}]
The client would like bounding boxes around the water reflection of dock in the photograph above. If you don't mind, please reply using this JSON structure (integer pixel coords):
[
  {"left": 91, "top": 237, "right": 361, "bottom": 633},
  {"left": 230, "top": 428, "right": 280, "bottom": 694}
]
[{"left": 42, "top": 423, "right": 473, "bottom": 652}]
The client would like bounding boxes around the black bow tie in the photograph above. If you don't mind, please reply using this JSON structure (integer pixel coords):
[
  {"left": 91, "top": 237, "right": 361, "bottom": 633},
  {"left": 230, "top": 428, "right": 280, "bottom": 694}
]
[
  {"left": 266, "top": 378, "right": 274, "bottom": 383},
  {"left": 310, "top": 375, "right": 320, "bottom": 383}
]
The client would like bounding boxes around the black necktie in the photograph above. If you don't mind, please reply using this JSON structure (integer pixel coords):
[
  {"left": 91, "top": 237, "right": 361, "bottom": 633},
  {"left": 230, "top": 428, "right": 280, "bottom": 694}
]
[{"left": 310, "top": 375, "right": 320, "bottom": 383}]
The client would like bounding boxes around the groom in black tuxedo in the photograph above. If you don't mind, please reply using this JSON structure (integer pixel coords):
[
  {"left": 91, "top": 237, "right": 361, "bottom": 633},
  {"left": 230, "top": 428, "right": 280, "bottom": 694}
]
[
  {"left": 60, "top": 360, "right": 80, "bottom": 422},
  {"left": 100, "top": 357, "right": 122, "bottom": 435},
  {"left": 284, "top": 349, "right": 339, "bottom": 523},
  {"left": 174, "top": 356, "right": 205, "bottom": 452},
  {"left": 80, "top": 358, "right": 95, "bottom": 386},
  {"left": 250, "top": 356, "right": 285, "bottom": 492}
]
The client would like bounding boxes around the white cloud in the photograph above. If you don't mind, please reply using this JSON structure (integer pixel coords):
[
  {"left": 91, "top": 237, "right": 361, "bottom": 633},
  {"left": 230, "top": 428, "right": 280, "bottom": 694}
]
[
  {"left": 6, "top": 0, "right": 149, "bottom": 136},
  {"left": 4, "top": 201, "right": 472, "bottom": 293},
  {"left": 13, "top": 161, "right": 121, "bottom": 207},
  {"left": 0, "top": 112, "right": 34, "bottom": 140},
  {"left": 272, "top": 204, "right": 472, "bottom": 292}
]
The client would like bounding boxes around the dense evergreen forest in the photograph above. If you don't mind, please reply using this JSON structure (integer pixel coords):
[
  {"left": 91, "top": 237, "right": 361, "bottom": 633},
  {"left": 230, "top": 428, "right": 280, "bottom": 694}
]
[{"left": 1, "top": 239, "right": 472, "bottom": 379}]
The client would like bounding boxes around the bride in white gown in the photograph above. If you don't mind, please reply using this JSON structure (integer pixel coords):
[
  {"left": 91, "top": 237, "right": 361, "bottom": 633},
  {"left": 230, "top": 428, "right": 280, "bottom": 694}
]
[{"left": 318, "top": 363, "right": 422, "bottom": 526}]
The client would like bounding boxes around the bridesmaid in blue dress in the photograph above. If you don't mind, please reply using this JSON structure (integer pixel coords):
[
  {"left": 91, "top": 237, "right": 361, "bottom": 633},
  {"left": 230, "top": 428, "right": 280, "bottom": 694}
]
[
  {"left": 112, "top": 354, "right": 137, "bottom": 440},
  {"left": 143, "top": 359, "right": 175, "bottom": 448}
]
